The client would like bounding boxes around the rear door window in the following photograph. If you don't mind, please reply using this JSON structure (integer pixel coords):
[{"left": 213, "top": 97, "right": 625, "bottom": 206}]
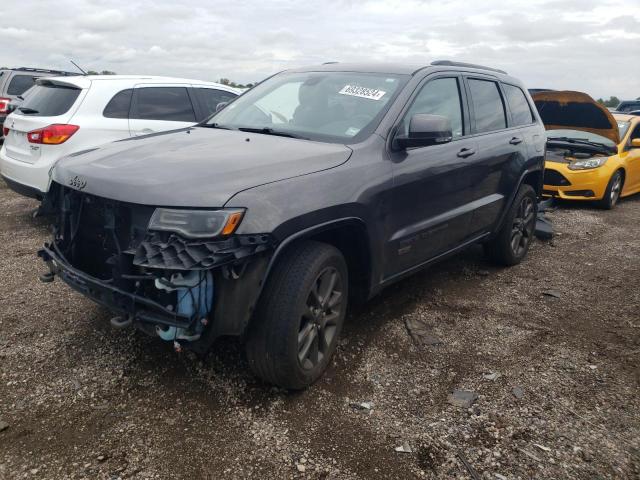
[
  {"left": 131, "top": 87, "right": 195, "bottom": 122},
  {"left": 194, "top": 88, "right": 237, "bottom": 118},
  {"left": 103, "top": 89, "right": 133, "bottom": 118},
  {"left": 7, "top": 75, "right": 37, "bottom": 96},
  {"left": 468, "top": 79, "right": 507, "bottom": 133},
  {"left": 16, "top": 84, "right": 81, "bottom": 116},
  {"left": 503, "top": 84, "right": 534, "bottom": 126}
]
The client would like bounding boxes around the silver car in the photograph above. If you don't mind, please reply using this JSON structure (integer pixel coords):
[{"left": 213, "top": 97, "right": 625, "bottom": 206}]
[{"left": 0, "top": 67, "right": 79, "bottom": 141}]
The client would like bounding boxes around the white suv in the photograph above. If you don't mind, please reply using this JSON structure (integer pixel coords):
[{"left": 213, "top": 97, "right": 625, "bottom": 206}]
[{"left": 0, "top": 75, "right": 240, "bottom": 198}]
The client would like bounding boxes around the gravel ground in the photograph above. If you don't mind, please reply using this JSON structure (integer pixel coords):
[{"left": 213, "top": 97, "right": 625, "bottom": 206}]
[{"left": 0, "top": 180, "right": 639, "bottom": 479}]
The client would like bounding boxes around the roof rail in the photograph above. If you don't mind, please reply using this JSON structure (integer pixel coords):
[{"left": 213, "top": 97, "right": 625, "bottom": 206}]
[
  {"left": 430, "top": 60, "right": 507, "bottom": 75},
  {"left": 14, "top": 67, "right": 79, "bottom": 76}
]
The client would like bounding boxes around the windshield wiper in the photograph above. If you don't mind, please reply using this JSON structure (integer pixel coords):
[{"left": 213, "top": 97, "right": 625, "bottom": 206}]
[
  {"left": 237, "top": 127, "right": 308, "bottom": 140},
  {"left": 199, "top": 123, "right": 232, "bottom": 130},
  {"left": 547, "top": 136, "right": 612, "bottom": 150},
  {"left": 18, "top": 107, "right": 39, "bottom": 114}
]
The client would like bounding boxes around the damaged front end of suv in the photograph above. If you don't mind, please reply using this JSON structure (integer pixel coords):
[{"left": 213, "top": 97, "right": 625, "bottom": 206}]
[{"left": 38, "top": 182, "right": 274, "bottom": 353}]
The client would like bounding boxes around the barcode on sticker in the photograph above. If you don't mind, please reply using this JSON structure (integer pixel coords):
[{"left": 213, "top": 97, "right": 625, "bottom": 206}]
[{"left": 338, "top": 85, "right": 386, "bottom": 100}]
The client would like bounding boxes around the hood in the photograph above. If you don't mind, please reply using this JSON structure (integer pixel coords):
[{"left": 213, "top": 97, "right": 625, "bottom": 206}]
[
  {"left": 532, "top": 90, "right": 620, "bottom": 144},
  {"left": 52, "top": 128, "right": 352, "bottom": 207}
]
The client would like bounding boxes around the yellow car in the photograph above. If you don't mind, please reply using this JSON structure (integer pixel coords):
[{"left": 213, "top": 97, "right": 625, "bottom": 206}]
[{"left": 533, "top": 91, "right": 640, "bottom": 209}]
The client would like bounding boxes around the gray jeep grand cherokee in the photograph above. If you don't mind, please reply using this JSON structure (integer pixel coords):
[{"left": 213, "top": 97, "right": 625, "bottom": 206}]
[{"left": 39, "top": 61, "right": 545, "bottom": 389}]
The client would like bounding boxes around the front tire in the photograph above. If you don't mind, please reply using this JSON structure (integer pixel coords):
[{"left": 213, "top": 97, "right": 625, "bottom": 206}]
[
  {"left": 245, "top": 241, "right": 348, "bottom": 389},
  {"left": 596, "top": 170, "right": 623, "bottom": 210},
  {"left": 485, "top": 184, "right": 537, "bottom": 266}
]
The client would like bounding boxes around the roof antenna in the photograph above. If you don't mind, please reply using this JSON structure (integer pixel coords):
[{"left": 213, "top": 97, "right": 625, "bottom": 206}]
[{"left": 70, "top": 60, "right": 87, "bottom": 75}]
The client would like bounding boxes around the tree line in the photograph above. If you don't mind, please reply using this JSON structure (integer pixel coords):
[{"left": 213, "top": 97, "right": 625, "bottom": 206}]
[{"left": 217, "top": 78, "right": 255, "bottom": 89}]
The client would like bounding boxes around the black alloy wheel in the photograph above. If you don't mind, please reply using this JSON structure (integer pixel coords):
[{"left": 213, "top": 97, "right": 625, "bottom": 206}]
[
  {"left": 245, "top": 241, "right": 348, "bottom": 389},
  {"left": 484, "top": 183, "right": 538, "bottom": 266},
  {"left": 298, "top": 266, "right": 343, "bottom": 370},
  {"left": 510, "top": 195, "right": 536, "bottom": 258}
]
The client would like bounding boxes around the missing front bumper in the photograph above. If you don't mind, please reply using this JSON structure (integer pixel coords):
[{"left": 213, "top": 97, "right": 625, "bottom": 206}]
[
  {"left": 39, "top": 240, "right": 273, "bottom": 351},
  {"left": 39, "top": 244, "right": 194, "bottom": 329}
]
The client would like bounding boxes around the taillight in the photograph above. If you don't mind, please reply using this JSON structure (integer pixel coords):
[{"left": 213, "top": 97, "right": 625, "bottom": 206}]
[
  {"left": 27, "top": 124, "right": 79, "bottom": 145},
  {"left": 2, "top": 126, "right": 8, "bottom": 137},
  {"left": 0, "top": 97, "right": 10, "bottom": 114}
]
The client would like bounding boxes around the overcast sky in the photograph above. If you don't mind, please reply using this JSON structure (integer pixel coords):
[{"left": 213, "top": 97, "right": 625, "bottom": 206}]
[{"left": 2, "top": 0, "right": 639, "bottom": 99}]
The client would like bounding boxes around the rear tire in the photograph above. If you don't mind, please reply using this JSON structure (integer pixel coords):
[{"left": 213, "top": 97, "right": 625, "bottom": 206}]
[
  {"left": 596, "top": 170, "right": 623, "bottom": 210},
  {"left": 245, "top": 241, "right": 348, "bottom": 389},
  {"left": 485, "top": 184, "right": 537, "bottom": 266}
]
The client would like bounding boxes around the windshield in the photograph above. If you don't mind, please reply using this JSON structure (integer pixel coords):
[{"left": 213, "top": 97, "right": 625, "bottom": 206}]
[
  {"left": 206, "top": 71, "right": 408, "bottom": 143},
  {"left": 547, "top": 129, "right": 617, "bottom": 147},
  {"left": 617, "top": 102, "right": 640, "bottom": 112}
]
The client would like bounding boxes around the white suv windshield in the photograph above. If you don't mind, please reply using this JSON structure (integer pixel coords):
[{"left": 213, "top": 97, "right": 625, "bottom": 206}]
[{"left": 207, "top": 71, "right": 408, "bottom": 143}]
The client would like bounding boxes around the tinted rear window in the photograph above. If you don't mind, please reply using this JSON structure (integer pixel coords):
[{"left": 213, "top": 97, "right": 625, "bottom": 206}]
[
  {"left": 131, "top": 87, "right": 195, "bottom": 122},
  {"left": 16, "top": 84, "right": 81, "bottom": 116},
  {"left": 194, "top": 88, "right": 237, "bottom": 118},
  {"left": 7, "top": 75, "right": 36, "bottom": 95},
  {"left": 503, "top": 84, "right": 534, "bottom": 126},
  {"left": 103, "top": 89, "right": 132, "bottom": 118},
  {"left": 468, "top": 79, "right": 507, "bottom": 133}
]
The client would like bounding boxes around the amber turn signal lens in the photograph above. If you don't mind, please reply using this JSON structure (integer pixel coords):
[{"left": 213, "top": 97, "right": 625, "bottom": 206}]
[
  {"left": 221, "top": 211, "right": 244, "bottom": 236},
  {"left": 27, "top": 124, "right": 80, "bottom": 145}
]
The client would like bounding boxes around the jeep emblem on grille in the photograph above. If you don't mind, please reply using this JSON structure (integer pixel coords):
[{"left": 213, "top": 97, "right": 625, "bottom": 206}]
[{"left": 68, "top": 175, "right": 87, "bottom": 191}]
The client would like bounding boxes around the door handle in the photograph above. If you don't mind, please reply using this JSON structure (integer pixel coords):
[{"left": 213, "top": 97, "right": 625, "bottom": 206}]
[
  {"left": 509, "top": 136, "right": 523, "bottom": 145},
  {"left": 457, "top": 147, "right": 476, "bottom": 158}
]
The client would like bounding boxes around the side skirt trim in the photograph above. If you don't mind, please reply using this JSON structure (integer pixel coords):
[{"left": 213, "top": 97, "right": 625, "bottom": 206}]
[{"left": 379, "top": 232, "right": 490, "bottom": 287}]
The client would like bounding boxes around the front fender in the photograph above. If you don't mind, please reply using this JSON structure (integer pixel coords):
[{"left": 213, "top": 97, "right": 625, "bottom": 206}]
[{"left": 264, "top": 215, "right": 371, "bottom": 281}]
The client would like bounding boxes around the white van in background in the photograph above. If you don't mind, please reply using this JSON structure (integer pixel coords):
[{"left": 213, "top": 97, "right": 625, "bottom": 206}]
[{"left": 0, "top": 75, "right": 240, "bottom": 199}]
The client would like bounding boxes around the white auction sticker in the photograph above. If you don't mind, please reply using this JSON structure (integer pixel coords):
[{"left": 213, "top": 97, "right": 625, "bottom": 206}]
[{"left": 338, "top": 85, "right": 386, "bottom": 100}]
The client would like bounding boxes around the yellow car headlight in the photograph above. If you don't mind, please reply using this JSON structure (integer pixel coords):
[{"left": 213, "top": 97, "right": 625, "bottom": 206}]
[{"left": 568, "top": 156, "right": 608, "bottom": 170}]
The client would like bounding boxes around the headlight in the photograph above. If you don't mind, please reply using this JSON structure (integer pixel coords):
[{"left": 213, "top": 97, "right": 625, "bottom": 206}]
[
  {"left": 568, "top": 156, "right": 608, "bottom": 170},
  {"left": 148, "top": 208, "right": 244, "bottom": 238}
]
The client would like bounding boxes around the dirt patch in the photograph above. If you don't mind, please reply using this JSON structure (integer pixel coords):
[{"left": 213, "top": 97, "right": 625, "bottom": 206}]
[{"left": 0, "top": 182, "right": 638, "bottom": 479}]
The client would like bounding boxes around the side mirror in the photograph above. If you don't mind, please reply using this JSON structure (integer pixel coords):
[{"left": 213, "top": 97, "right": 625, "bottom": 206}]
[
  {"left": 630, "top": 138, "right": 640, "bottom": 148},
  {"left": 396, "top": 114, "right": 453, "bottom": 149},
  {"left": 215, "top": 102, "right": 229, "bottom": 113}
]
